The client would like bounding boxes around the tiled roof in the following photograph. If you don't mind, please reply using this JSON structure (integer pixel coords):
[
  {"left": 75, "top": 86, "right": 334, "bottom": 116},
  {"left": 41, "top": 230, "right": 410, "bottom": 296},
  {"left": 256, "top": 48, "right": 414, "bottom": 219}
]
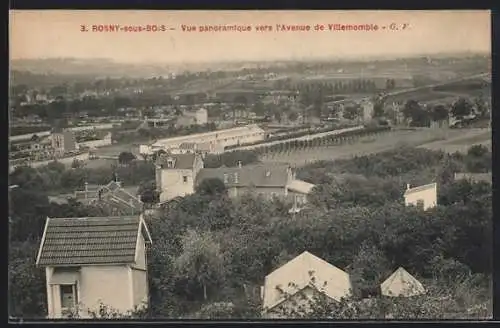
[
  {"left": 403, "top": 182, "right": 437, "bottom": 196},
  {"left": 108, "top": 189, "right": 143, "bottom": 212},
  {"left": 196, "top": 164, "right": 291, "bottom": 188},
  {"left": 74, "top": 182, "right": 143, "bottom": 213},
  {"left": 263, "top": 251, "right": 352, "bottom": 311},
  {"left": 157, "top": 153, "right": 197, "bottom": 170},
  {"left": 36, "top": 216, "right": 151, "bottom": 266},
  {"left": 103, "top": 181, "right": 121, "bottom": 192}
]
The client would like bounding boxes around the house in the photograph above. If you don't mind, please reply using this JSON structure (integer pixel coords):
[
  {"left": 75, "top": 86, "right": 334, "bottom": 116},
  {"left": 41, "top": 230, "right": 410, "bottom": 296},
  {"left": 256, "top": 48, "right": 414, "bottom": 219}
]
[
  {"left": 380, "top": 267, "right": 426, "bottom": 297},
  {"left": 403, "top": 182, "right": 437, "bottom": 210},
  {"left": 454, "top": 172, "right": 492, "bottom": 184},
  {"left": 261, "top": 251, "right": 352, "bottom": 318},
  {"left": 73, "top": 181, "right": 143, "bottom": 215},
  {"left": 156, "top": 151, "right": 316, "bottom": 206},
  {"left": 155, "top": 153, "right": 204, "bottom": 203},
  {"left": 36, "top": 215, "right": 152, "bottom": 318}
]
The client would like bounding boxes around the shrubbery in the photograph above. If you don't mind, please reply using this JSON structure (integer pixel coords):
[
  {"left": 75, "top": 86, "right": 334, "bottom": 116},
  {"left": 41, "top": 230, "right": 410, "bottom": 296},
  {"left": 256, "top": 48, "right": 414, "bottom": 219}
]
[{"left": 8, "top": 145, "right": 492, "bottom": 319}]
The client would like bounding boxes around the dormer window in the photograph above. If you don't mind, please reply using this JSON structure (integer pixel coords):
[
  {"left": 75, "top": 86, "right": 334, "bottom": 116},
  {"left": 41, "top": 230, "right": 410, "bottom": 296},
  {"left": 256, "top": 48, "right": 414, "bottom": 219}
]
[{"left": 166, "top": 158, "right": 174, "bottom": 168}]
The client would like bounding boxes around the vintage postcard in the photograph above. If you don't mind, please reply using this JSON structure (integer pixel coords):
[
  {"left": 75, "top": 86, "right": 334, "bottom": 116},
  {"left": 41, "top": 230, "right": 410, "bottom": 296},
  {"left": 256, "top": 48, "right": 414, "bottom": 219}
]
[{"left": 9, "top": 10, "right": 492, "bottom": 320}]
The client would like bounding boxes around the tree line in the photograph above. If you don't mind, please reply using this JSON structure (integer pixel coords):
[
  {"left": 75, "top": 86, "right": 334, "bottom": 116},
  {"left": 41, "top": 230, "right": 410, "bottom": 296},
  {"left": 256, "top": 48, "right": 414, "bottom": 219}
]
[{"left": 8, "top": 144, "right": 491, "bottom": 319}]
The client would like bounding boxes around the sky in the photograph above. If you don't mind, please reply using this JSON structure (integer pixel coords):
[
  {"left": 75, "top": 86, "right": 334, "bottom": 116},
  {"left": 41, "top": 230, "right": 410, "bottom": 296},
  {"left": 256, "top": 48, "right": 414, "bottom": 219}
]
[{"left": 10, "top": 10, "right": 491, "bottom": 63}]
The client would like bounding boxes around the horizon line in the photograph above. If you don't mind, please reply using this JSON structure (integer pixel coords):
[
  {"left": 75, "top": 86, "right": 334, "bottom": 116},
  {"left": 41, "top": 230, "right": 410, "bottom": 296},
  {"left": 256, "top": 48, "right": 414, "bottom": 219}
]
[{"left": 11, "top": 50, "right": 490, "bottom": 66}]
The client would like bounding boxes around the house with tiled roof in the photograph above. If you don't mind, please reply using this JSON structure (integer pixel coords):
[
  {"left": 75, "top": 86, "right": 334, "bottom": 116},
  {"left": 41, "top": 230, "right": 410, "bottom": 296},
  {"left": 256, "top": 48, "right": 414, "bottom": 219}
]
[
  {"left": 403, "top": 182, "right": 437, "bottom": 211},
  {"left": 261, "top": 251, "right": 352, "bottom": 318},
  {"left": 73, "top": 181, "right": 143, "bottom": 215},
  {"left": 36, "top": 215, "right": 152, "bottom": 318},
  {"left": 155, "top": 152, "right": 204, "bottom": 202},
  {"left": 380, "top": 267, "right": 426, "bottom": 298},
  {"left": 156, "top": 152, "right": 316, "bottom": 208}
]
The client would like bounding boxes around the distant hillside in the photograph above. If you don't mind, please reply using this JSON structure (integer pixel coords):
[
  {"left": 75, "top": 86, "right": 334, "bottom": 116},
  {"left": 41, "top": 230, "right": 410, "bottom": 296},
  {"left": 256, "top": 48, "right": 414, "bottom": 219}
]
[{"left": 10, "top": 58, "right": 178, "bottom": 79}]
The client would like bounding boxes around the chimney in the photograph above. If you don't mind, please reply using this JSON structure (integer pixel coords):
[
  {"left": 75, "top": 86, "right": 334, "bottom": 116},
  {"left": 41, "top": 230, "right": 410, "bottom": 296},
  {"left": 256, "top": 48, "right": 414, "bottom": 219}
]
[
  {"left": 406, "top": 183, "right": 411, "bottom": 190},
  {"left": 238, "top": 160, "right": 242, "bottom": 168}
]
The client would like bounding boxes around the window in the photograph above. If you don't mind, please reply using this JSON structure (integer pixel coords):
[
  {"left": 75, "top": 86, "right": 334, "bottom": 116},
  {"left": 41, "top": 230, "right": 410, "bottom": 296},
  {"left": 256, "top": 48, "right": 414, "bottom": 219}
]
[
  {"left": 234, "top": 173, "right": 239, "bottom": 183},
  {"left": 183, "top": 176, "right": 188, "bottom": 183},
  {"left": 416, "top": 199, "right": 425, "bottom": 208},
  {"left": 60, "top": 284, "right": 78, "bottom": 315},
  {"left": 223, "top": 174, "right": 229, "bottom": 184}
]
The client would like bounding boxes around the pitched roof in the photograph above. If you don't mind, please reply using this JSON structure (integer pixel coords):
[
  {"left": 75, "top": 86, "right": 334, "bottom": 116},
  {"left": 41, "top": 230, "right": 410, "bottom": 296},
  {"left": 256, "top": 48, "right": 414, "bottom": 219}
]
[
  {"left": 380, "top": 267, "right": 426, "bottom": 297},
  {"left": 263, "top": 251, "right": 352, "bottom": 311},
  {"left": 196, "top": 164, "right": 291, "bottom": 188},
  {"left": 156, "top": 153, "right": 197, "bottom": 170},
  {"left": 404, "top": 182, "right": 437, "bottom": 196},
  {"left": 36, "top": 216, "right": 152, "bottom": 267},
  {"left": 287, "top": 179, "right": 315, "bottom": 194},
  {"left": 73, "top": 182, "right": 143, "bottom": 213},
  {"left": 107, "top": 188, "right": 143, "bottom": 212}
]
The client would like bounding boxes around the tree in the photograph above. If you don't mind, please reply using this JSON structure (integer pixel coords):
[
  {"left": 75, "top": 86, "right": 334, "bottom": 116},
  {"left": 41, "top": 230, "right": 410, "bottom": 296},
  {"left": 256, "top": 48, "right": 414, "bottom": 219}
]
[
  {"left": 71, "top": 158, "right": 83, "bottom": 169},
  {"left": 451, "top": 98, "right": 473, "bottom": 120},
  {"left": 195, "top": 178, "right": 227, "bottom": 196},
  {"left": 430, "top": 105, "right": 449, "bottom": 122},
  {"left": 174, "top": 229, "right": 227, "bottom": 301},
  {"left": 402, "top": 100, "right": 430, "bottom": 127},
  {"left": 253, "top": 101, "right": 266, "bottom": 116},
  {"left": 349, "top": 242, "right": 392, "bottom": 298},
  {"left": 139, "top": 180, "right": 160, "bottom": 204},
  {"left": 385, "top": 79, "right": 396, "bottom": 90},
  {"left": 151, "top": 149, "right": 167, "bottom": 162},
  {"left": 343, "top": 105, "right": 362, "bottom": 121},
  {"left": 373, "top": 95, "right": 386, "bottom": 118},
  {"left": 118, "top": 151, "right": 136, "bottom": 166},
  {"left": 9, "top": 241, "right": 47, "bottom": 318},
  {"left": 288, "top": 111, "right": 298, "bottom": 122},
  {"left": 402, "top": 100, "right": 422, "bottom": 120},
  {"left": 474, "top": 96, "right": 489, "bottom": 118}
]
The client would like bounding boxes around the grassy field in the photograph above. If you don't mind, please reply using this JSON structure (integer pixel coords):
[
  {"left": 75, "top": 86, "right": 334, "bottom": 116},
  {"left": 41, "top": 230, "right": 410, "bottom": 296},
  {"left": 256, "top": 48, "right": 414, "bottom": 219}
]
[
  {"left": 260, "top": 128, "right": 487, "bottom": 166},
  {"left": 418, "top": 128, "right": 491, "bottom": 154}
]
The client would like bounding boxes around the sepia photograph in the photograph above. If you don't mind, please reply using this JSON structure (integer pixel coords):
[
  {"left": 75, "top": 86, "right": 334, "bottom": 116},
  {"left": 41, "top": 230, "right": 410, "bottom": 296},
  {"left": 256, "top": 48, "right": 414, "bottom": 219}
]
[{"left": 8, "top": 10, "right": 492, "bottom": 320}]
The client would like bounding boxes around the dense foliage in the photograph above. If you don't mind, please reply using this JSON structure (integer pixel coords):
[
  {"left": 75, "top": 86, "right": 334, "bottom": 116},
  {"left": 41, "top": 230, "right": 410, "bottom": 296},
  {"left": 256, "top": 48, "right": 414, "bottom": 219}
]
[{"left": 9, "top": 144, "right": 492, "bottom": 319}]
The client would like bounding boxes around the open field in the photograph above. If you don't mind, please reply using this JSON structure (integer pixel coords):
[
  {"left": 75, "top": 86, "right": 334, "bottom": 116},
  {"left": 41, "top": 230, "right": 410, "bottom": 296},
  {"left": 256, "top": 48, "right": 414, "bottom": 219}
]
[
  {"left": 418, "top": 128, "right": 491, "bottom": 154},
  {"left": 260, "top": 128, "right": 486, "bottom": 166}
]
